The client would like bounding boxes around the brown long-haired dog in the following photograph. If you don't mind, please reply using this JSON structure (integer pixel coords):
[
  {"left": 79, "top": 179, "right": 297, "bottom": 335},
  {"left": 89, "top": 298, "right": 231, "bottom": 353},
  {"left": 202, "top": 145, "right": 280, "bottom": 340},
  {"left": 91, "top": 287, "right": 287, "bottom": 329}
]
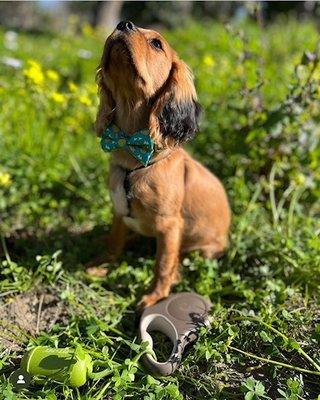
[{"left": 92, "top": 21, "right": 231, "bottom": 309}]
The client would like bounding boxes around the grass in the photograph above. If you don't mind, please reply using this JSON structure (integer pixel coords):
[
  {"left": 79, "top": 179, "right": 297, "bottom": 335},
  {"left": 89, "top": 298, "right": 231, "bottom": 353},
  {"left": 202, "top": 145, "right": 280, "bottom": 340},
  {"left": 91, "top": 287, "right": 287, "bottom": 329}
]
[{"left": 0, "top": 17, "right": 320, "bottom": 400}]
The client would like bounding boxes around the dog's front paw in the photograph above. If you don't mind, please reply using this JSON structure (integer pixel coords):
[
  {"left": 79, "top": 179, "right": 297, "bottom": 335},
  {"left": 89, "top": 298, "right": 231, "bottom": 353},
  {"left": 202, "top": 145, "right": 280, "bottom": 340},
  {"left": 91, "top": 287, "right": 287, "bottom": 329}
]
[
  {"left": 86, "top": 266, "right": 108, "bottom": 277},
  {"left": 85, "top": 252, "right": 117, "bottom": 268}
]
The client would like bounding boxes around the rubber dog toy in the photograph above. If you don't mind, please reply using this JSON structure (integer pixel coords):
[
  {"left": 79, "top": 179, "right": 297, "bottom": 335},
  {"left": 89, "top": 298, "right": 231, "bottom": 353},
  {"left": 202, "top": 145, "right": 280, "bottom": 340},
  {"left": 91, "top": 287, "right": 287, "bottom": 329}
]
[
  {"left": 21, "top": 346, "right": 93, "bottom": 387},
  {"left": 139, "top": 292, "right": 212, "bottom": 376}
]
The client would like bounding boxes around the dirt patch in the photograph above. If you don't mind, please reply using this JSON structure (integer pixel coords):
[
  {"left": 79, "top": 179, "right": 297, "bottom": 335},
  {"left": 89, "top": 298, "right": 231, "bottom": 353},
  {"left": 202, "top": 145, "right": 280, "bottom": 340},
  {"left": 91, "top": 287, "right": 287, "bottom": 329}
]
[{"left": 0, "top": 288, "right": 68, "bottom": 352}]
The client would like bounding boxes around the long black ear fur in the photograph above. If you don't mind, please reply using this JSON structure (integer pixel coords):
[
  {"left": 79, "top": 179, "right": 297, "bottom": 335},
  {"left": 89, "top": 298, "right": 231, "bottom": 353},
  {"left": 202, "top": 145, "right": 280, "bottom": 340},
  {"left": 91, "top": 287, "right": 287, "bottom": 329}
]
[{"left": 159, "top": 97, "right": 201, "bottom": 143}]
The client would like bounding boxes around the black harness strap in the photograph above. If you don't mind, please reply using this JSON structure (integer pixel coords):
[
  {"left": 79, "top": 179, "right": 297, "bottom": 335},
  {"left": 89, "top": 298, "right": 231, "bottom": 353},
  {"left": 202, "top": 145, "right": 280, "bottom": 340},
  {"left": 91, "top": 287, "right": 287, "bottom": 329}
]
[
  {"left": 122, "top": 163, "right": 153, "bottom": 217},
  {"left": 124, "top": 169, "right": 134, "bottom": 216}
]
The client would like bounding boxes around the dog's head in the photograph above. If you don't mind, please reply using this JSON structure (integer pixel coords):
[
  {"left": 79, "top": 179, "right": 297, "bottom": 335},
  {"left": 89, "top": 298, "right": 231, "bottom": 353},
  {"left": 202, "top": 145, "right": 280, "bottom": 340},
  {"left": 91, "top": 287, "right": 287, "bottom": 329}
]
[{"left": 96, "top": 21, "right": 201, "bottom": 148}]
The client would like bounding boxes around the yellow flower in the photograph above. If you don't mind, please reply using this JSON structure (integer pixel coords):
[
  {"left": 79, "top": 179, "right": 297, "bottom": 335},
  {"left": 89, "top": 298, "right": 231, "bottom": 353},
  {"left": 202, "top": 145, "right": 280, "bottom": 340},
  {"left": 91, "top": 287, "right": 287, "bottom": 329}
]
[
  {"left": 68, "top": 81, "right": 78, "bottom": 92},
  {"left": 0, "top": 172, "right": 12, "bottom": 187},
  {"left": 82, "top": 22, "right": 95, "bottom": 37},
  {"left": 203, "top": 55, "right": 215, "bottom": 67},
  {"left": 294, "top": 173, "right": 306, "bottom": 186},
  {"left": 47, "top": 69, "right": 59, "bottom": 82},
  {"left": 79, "top": 94, "right": 92, "bottom": 106},
  {"left": 23, "top": 60, "right": 44, "bottom": 86},
  {"left": 50, "top": 92, "right": 65, "bottom": 104}
]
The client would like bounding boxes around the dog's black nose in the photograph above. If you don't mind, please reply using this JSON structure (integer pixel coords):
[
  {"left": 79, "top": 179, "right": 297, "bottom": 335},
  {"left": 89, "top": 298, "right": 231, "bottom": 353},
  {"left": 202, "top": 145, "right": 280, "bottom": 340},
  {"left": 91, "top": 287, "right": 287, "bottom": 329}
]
[{"left": 116, "top": 20, "right": 136, "bottom": 32}]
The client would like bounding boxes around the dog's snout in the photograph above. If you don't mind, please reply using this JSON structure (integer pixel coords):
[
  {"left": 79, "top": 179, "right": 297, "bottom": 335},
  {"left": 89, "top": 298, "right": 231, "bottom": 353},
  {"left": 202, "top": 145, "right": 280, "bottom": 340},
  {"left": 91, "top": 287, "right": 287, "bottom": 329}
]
[{"left": 116, "top": 21, "right": 136, "bottom": 32}]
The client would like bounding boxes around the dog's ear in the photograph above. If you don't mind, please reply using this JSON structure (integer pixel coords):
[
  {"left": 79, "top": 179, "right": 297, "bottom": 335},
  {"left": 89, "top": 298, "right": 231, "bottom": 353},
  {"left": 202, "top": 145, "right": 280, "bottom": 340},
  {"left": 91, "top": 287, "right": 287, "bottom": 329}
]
[
  {"left": 149, "top": 59, "right": 201, "bottom": 147},
  {"left": 95, "top": 67, "right": 115, "bottom": 137}
]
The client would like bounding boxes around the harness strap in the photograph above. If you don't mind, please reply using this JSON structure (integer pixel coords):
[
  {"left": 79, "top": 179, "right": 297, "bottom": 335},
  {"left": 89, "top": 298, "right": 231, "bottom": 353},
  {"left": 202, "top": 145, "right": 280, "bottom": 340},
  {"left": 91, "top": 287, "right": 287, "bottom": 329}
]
[
  {"left": 120, "top": 153, "right": 168, "bottom": 217},
  {"left": 124, "top": 169, "right": 134, "bottom": 216}
]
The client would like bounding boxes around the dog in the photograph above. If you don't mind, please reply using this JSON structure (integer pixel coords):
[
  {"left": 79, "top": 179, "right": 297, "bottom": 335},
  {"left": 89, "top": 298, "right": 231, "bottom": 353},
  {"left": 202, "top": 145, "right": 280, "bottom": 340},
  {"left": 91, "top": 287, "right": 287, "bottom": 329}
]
[{"left": 91, "top": 20, "right": 231, "bottom": 309}]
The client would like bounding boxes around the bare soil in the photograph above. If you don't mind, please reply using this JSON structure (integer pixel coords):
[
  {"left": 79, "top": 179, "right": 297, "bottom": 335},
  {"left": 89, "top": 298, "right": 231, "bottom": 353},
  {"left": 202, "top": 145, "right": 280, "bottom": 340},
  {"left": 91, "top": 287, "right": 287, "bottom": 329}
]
[{"left": 0, "top": 288, "right": 68, "bottom": 352}]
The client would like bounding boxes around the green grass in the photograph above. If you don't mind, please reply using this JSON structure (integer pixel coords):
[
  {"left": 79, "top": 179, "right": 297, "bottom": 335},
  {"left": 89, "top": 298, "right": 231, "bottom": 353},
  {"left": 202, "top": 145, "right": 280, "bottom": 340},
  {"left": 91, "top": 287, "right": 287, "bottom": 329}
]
[{"left": 0, "top": 17, "right": 320, "bottom": 399}]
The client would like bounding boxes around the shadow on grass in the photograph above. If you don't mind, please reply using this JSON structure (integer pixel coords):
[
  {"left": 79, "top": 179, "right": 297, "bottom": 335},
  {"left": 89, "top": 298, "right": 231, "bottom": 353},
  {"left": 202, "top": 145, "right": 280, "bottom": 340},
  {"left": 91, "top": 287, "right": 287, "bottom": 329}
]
[
  {"left": 4, "top": 226, "right": 156, "bottom": 327},
  {"left": 6, "top": 225, "right": 155, "bottom": 271}
]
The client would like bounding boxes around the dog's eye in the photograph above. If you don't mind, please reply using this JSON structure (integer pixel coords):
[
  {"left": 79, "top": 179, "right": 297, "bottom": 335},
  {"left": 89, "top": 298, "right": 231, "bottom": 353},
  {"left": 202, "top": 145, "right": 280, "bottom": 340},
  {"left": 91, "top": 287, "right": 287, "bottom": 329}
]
[{"left": 150, "top": 38, "right": 163, "bottom": 50}]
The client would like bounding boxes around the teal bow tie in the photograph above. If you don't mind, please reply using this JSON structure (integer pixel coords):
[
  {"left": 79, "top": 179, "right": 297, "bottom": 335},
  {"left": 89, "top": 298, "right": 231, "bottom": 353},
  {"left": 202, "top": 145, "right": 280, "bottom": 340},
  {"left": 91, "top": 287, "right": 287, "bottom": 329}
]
[{"left": 100, "top": 123, "right": 154, "bottom": 166}]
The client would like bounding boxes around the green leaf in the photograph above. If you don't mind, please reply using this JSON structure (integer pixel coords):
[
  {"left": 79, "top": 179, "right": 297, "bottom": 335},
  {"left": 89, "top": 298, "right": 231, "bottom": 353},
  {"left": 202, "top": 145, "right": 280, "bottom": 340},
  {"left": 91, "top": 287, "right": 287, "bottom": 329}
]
[
  {"left": 255, "top": 381, "right": 266, "bottom": 396},
  {"left": 277, "top": 388, "right": 287, "bottom": 397},
  {"left": 259, "top": 330, "right": 273, "bottom": 343},
  {"left": 165, "top": 384, "right": 181, "bottom": 398},
  {"left": 245, "top": 392, "right": 255, "bottom": 400},
  {"left": 281, "top": 309, "right": 292, "bottom": 320},
  {"left": 75, "top": 345, "right": 87, "bottom": 360},
  {"left": 46, "top": 393, "right": 57, "bottom": 400},
  {"left": 288, "top": 339, "right": 300, "bottom": 351},
  {"left": 243, "top": 378, "right": 256, "bottom": 391}
]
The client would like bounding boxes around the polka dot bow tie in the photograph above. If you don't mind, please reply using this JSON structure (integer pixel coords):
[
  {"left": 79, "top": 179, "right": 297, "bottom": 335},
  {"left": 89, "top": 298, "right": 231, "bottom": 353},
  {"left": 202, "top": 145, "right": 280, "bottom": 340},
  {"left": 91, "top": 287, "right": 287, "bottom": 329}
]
[{"left": 100, "top": 123, "right": 155, "bottom": 166}]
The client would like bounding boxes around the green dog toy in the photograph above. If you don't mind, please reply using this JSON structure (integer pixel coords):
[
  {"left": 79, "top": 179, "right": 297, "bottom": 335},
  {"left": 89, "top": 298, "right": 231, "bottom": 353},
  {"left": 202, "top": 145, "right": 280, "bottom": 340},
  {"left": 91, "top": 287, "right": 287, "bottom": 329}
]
[{"left": 21, "top": 346, "right": 93, "bottom": 387}]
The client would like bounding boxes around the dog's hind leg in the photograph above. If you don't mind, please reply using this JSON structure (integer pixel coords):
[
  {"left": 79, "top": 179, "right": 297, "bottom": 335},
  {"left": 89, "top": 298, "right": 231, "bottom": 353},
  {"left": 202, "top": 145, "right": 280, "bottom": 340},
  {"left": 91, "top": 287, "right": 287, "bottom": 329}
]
[
  {"left": 199, "top": 244, "right": 226, "bottom": 260},
  {"left": 182, "top": 236, "right": 228, "bottom": 260}
]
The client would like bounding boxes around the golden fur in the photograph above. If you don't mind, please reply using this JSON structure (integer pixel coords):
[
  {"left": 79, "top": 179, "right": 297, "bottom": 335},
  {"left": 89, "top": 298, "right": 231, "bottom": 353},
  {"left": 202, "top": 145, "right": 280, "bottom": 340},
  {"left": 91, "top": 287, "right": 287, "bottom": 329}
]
[{"left": 89, "top": 22, "right": 231, "bottom": 309}]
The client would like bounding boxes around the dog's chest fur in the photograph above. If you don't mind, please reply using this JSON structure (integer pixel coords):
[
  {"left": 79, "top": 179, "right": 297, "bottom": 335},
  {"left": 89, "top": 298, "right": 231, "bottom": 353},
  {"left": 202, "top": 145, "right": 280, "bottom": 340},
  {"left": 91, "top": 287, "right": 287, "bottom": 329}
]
[
  {"left": 109, "top": 165, "right": 144, "bottom": 234},
  {"left": 109, "top": 167, "right": 129, "bottom": 216}
]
